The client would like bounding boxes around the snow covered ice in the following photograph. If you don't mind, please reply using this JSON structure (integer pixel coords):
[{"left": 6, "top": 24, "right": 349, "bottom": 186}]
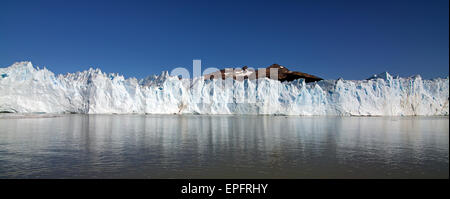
[{"left": 0, "top": 61, "right": 448, "bottom": 115}]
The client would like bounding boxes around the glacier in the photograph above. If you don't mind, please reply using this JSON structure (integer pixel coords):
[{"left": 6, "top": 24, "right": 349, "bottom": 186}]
[{"left": 0, "top": 61, "right": 448, "bottom": 116}]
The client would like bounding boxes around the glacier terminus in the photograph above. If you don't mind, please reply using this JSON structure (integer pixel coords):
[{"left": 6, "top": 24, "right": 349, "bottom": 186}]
[{"left": 0, "top": 61, "right": 448, "bottom": 116}]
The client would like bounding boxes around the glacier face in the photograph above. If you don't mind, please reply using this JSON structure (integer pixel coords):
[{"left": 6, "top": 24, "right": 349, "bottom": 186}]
[{"left": 0, "top": 61, "right": 448, "bottom": 115}]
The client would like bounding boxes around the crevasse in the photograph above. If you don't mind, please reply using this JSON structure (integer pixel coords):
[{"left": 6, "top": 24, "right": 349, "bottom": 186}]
[{"left": 0, "top": 61, "right": 448, "bottom": 115}]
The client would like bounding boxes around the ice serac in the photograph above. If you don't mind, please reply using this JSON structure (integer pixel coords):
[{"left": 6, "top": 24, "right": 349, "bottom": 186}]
[{"left": 0, "top": 62, "right": 448, "bottom": 115}]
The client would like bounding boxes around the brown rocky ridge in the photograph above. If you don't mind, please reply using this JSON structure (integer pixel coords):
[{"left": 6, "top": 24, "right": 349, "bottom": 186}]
[{"left": 204, "top": 64, "right": 323, "bottom": 83}]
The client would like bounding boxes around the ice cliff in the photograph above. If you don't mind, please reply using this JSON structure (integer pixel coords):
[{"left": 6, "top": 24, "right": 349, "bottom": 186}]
[{"left": 0, "top": 62, "right": 448, "bottom": 115}]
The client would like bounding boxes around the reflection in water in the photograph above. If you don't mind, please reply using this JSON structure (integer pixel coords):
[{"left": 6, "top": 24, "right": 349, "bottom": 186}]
[{"left": 0, "top": 115, "right": 448, "bottom": 178}]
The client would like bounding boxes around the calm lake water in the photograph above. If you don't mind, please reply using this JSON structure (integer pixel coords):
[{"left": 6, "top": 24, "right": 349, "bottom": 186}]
[{"left": 0, "top": 114, "right": 448, "bottom": 179}]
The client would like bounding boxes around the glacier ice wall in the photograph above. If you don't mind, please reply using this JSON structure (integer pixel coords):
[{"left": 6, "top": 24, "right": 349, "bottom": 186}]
[{"left": 0, "top": 62, "right": 448, "bottom": 115}]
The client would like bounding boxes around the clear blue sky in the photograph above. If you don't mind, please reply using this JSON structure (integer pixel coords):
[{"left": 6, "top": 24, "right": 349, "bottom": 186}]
[{"left": 0, "top": 0, "right": 448, "bottom": 79}]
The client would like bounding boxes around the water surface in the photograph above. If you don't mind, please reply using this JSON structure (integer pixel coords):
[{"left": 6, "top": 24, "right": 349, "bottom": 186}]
[{"left": 0, "top": 114, "right": 448, "bottom": 178}]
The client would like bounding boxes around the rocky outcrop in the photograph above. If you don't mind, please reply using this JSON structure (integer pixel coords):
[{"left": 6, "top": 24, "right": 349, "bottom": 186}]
[{"left": 204, "top": 64, "right": 323, "bottom": 82}]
